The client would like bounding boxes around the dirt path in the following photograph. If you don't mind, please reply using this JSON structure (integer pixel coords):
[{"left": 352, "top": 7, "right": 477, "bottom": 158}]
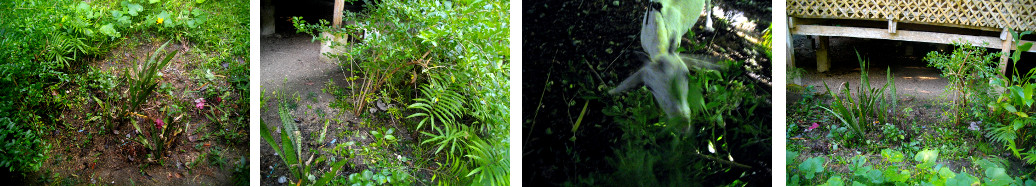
[
  {"left": 259, "top": 34, "right": 358, "bottom": 185},
  {"left": 792, "top": 36, "right": 952, "bottom": 100}
]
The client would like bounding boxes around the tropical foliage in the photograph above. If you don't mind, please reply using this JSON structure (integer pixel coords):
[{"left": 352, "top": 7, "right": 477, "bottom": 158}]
[{"left": 284, "top": 0, "right": 509, "bottom": 185}]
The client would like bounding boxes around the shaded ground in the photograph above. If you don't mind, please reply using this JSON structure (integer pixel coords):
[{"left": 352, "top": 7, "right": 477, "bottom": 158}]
[
  {"left": 523, "top": 0, "right": 772, "bottom": 185},
  {"left": 791, "top": 36, "right": 951, "bottom": 99},
  {"left": 259, "top": 34, "right": 421, "bottom": 185}
]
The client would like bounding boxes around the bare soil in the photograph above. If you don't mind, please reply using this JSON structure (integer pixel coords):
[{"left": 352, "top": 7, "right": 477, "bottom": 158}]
[
  {"left": 29, "top": 36, "right": 249, "bottom": 185},
  {"left": 258, "top": 34, "right": 422, "bottom": 185}
]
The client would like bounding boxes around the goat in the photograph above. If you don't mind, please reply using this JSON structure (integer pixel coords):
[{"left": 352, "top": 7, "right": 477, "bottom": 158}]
[{"left": 609, "top": 0, "right": 721, "bottom": 124}]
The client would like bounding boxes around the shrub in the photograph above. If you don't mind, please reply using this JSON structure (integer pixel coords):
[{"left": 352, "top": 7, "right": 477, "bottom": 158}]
[
  {"left": 294, "top": 0, "right": 509, "bottom": 185},
  {"left": 0, "top": 117, "right": 49, "bottom": 173},
  {"left": 924, "top": 41, "right": 1000, "bottom": 123},
  {"left": 986, "top": 30, "right": 1036, "bottom": 165}
]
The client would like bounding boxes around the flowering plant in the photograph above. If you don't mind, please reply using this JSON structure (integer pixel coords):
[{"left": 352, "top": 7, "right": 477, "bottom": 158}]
[{"left": 130, "top": 112, "right": 180, "bottom": 163}]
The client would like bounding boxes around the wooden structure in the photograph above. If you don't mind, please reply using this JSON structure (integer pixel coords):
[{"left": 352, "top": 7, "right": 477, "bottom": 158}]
[{"left": 787, "top": 0, "right": 1036, "bottom": 73}]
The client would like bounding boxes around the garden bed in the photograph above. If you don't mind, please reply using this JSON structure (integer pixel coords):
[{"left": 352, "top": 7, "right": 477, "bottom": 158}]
[{"left": 0, "top": 0, "right": 249, "bottom": 185}]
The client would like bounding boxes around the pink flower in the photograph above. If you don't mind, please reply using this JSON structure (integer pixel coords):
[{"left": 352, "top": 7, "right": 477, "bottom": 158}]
[
  {"left": 154, "top": 118, "right": 165, "bottom": 129},
  {"left": 806, "top": 122, "right": 819, "bottom": 132},
  {"left": 194, "top": 98, "right": 206, "bottom": 110}
]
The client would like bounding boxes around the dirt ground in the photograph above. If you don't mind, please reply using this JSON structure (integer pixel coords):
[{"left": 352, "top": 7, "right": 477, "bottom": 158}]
[
  {"left": 259, "top": 34, "right": 344, "bottom": 185},
  {"left": 19, "top": 36, "right": 250, "bottom": 185},
  {"left": 259, "top": 34, "right": 423, "bottom": 185},
  {"left": 791, "top": 36, "right": 952, "bottom": 99}
]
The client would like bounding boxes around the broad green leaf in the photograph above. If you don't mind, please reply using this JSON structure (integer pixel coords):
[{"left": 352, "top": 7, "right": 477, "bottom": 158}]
[
  {"left": 948, "top": 170, "right": 977, "bottom": 185},
  {"left": 798, "top": 157, "right": 825, "bottom": 179},
  {"left": 881, "top": 149, "right": 905, "bottom": 162},
  {"left": 1020, "top": 42, "right": 1034, "bottom": 52},
  {"left": 865, "top": 168, "right": 883, "bottom": 184},
  {"left": 99, "top": 24, "right": 120, "bottom": 38},
  {"left": 937, "top": 167, "right": 955, "bottom": 179},
  {"left": 914, "top": 149, "right": 939, "bottom": 163},
  {"left": 984, "top": 167, "right": 1011, "bottom": 186},
  {"left": 823, "top": 176, "right": 844, "bottom": 186},
  {"left": 850, "top": 155, "right": 867, "bottom": 169},
  {"left": 1003, "top": 103, "right": 1019, "bottom": 113},
  {"left": 787, "top": 151, "right": 799, "bottom": 165},
  {"left": 126, "top": 3, "right": 143, "bottom": 16}
]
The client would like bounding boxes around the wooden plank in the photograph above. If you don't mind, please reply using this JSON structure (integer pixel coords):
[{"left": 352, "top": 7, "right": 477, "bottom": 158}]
[
  {"left": 791, "top": 24, "right": 1036, "bottom": 53},
  {"left": 332, "top": 0, "right": 344, "bottom": 28}
]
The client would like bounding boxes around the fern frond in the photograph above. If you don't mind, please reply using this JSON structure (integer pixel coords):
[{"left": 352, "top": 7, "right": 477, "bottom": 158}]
[{"left": 987, "top": 123, "right": 1018, "bottom": 144}]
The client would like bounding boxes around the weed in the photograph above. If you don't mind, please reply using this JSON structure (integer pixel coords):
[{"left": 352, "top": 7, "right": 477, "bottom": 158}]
[
  {"left": 122, "top": 40, "right": 175, "bottom": 127},
  {"left": 820, "top": 50, "right": 896, "bottom": 141},
  {"left": 129, "top": 110, "right": 179, "bottom": 164}
]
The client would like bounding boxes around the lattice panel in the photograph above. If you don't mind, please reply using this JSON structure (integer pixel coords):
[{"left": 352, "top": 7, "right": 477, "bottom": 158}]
[{"left": 789, "top": 0, "right": 1036, "bottom": 31}]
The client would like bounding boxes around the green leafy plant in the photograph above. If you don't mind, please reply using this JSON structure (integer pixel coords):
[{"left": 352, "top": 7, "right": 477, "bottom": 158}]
[
  {"left": 798, "top": 157, "right": 825, "bottom": 180},
  {"left": 0, "top": 117, "right": 50, "bottom": 172},
  {"left": 341, "top": 168, "right": 412, "bottom": 186},
  {"left": 986, "top": 29, "right": 1036, "bottom": 164},
  {"left": 261, "top": 91, "right": 347, "bottom": 186},
  {"left": 925, "top": 41, "right": 1000, "bottom": 123},
  {"left": 292, "top": 0, "right": 509, "bottom": 185},
  {"left": 819, "top": 50, "right": 896, "bottom": 140},
  {"left": 122, "top": 40, "right": 175, "bottom": 126},
  {"left": 129, "top": 111, "right": 179, "bottom": 164},
  {"left": 260, "top": 122, "right": 347, "bottom": 186}
]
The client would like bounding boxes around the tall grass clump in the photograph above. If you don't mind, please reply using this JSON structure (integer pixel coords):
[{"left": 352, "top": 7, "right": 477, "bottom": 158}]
[{"left": 820, "top": 51, "right": 897, "bottom": 140}]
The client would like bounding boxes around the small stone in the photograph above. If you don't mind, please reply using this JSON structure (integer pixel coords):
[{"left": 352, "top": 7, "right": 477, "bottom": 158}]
[
  {"left": 277, "top": 176, "right": 287, "bottom": 184},
  {"left": 376, "top": 101, "right": 389, "bottom": 111}
]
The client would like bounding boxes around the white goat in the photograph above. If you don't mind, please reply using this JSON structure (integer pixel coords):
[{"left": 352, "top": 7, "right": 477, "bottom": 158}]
[{"left": 609, "top": 0, "right": 720, "bottom": 123}]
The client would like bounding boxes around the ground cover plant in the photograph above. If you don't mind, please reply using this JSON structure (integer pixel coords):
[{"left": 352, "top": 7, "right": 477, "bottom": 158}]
[
  {"left": 523, "top": 0, "right": 773, "bottom": 186},
  {"left": 260, "top": 0, "right": 508, "bottom": 185},
  {"left": 787, "top": 30, "right": 1036, "bottom": 186},
  {"left": 0, "top": 0, "right": 249, "bottom": 185}
]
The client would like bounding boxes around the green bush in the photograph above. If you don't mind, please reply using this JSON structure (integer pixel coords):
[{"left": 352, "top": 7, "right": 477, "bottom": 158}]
[
  {"left": 924, "top": 41, "right": 1000, "bottom": 123},
  {"left": 0, "top": 117, "right": 49, "bottom": 172},
  {"left": 293, "top": 0, "right": 510, "bottom": 185},
  {"left": 788, "top": 150, "right": 1035, "bottom": 185},
  {"left": 986, "top": 30, "right": 1036, "bottom": 165}
]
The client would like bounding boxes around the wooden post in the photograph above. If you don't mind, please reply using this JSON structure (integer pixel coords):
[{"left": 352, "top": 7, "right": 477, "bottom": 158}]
[
  {"left": 332, "top": 0, "right": 344, "bottom": 28},
  {"left": 816, "top": 36, "right": 830, "bottom": 73},
  {"left": 1000, "top": 29, "right": 1012, "bottom": 75},
  {"left": 788, "top": 17, "right": 796, "bottom": 69},
  {"left": 888, "top": 19, "right": 897, "bottom": 34}
]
